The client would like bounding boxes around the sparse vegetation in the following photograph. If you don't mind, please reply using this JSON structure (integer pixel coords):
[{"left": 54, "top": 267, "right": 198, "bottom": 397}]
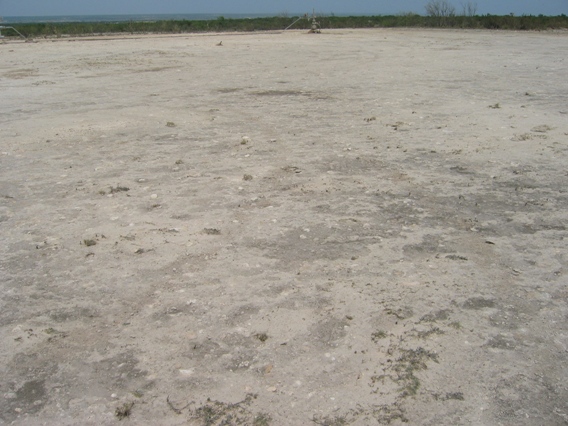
[
  {"left": 253, "top": 413, "right": 272, "bottom": 426},
  {"left": 109, "top": 185, "right": 130, "bottom": 194},
  {"left": 115, "top": 402, "right": 134, "bottom": 420},
  {"left": 312, "top": 414, "right": 348, "bottom": 425},
  {"left": 203, "top": 228, "right": 221, "bottom": 235},
  {"left": 416, "top": 327, "right": 445, "bottom": 339},
  {"left": 255, "top": 332, "right": 269, "bottom": 342},
  {"left": 371, "top": 330, "right": 388, "bottom": 342},
  {"left": 393, "top": 347, "right": 439, "bottom": 397},
  {"left": 188, "top": 394, "right": 267, "bottom": 426}
]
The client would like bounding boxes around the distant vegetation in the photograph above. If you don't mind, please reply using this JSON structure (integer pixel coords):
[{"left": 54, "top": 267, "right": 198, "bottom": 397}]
[{"left": 3, "top": 13, "right": 568, "bottom": 38}]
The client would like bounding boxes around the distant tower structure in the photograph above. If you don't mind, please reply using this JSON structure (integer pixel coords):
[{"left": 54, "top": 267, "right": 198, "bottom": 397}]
[
  {"left": 308, "top": 9, "right": 321, "bottom": 33},
  {"left": 284, "top": 8, "right": 321, "bottom": 33}
]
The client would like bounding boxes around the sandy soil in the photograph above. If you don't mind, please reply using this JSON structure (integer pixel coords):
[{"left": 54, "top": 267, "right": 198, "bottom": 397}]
[{"left": 1, "top": 28, "right": 567, "bottom": 425}]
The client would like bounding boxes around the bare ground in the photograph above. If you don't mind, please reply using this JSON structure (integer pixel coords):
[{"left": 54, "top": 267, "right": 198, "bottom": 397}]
[{"left": 1, "top": 28, "right": 567, "bottom": 425}]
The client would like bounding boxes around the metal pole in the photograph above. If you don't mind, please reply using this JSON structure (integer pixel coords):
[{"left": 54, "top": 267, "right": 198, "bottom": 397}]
[
  {"left": 0, "top": 26, "right": 27, "bottom": 39},
  {"left": 285, "top": 14, "right": 307, "bottom": 30}
]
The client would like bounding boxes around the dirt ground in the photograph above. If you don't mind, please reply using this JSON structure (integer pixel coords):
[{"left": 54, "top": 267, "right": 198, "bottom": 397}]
[{"left": 1, "top": 28, "right": 567, "bottom": 425}]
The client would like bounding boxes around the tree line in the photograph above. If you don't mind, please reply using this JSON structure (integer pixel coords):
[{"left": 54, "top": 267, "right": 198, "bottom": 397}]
[{"left": 3, "top": 11, "right": 567, "bottom": 38}]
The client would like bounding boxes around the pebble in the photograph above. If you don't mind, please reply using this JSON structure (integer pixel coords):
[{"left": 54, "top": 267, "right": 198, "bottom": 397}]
[{"left": 150, "top": 194, "right": 158, "bottom": 199}]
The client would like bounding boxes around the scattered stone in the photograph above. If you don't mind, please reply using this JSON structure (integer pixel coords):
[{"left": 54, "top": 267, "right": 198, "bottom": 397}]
[
  {"left": 166, "top": 122, "right": 176, "bottom": 127},
  {"left": 83, "top": 239, "right": 96, "bottom": 247},
  {"left": 243, "top": 174, "right": 253, "bottom": 181}
]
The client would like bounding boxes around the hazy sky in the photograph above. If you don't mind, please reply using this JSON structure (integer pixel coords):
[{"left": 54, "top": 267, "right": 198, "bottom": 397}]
[{"left": 1, "top": 0, "right": 566, "bottom": 17}]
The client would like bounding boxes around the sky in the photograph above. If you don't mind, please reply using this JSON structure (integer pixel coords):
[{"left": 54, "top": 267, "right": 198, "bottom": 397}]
[{"left": 1, "top": 0, "right": 566, "bottom": 17}]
